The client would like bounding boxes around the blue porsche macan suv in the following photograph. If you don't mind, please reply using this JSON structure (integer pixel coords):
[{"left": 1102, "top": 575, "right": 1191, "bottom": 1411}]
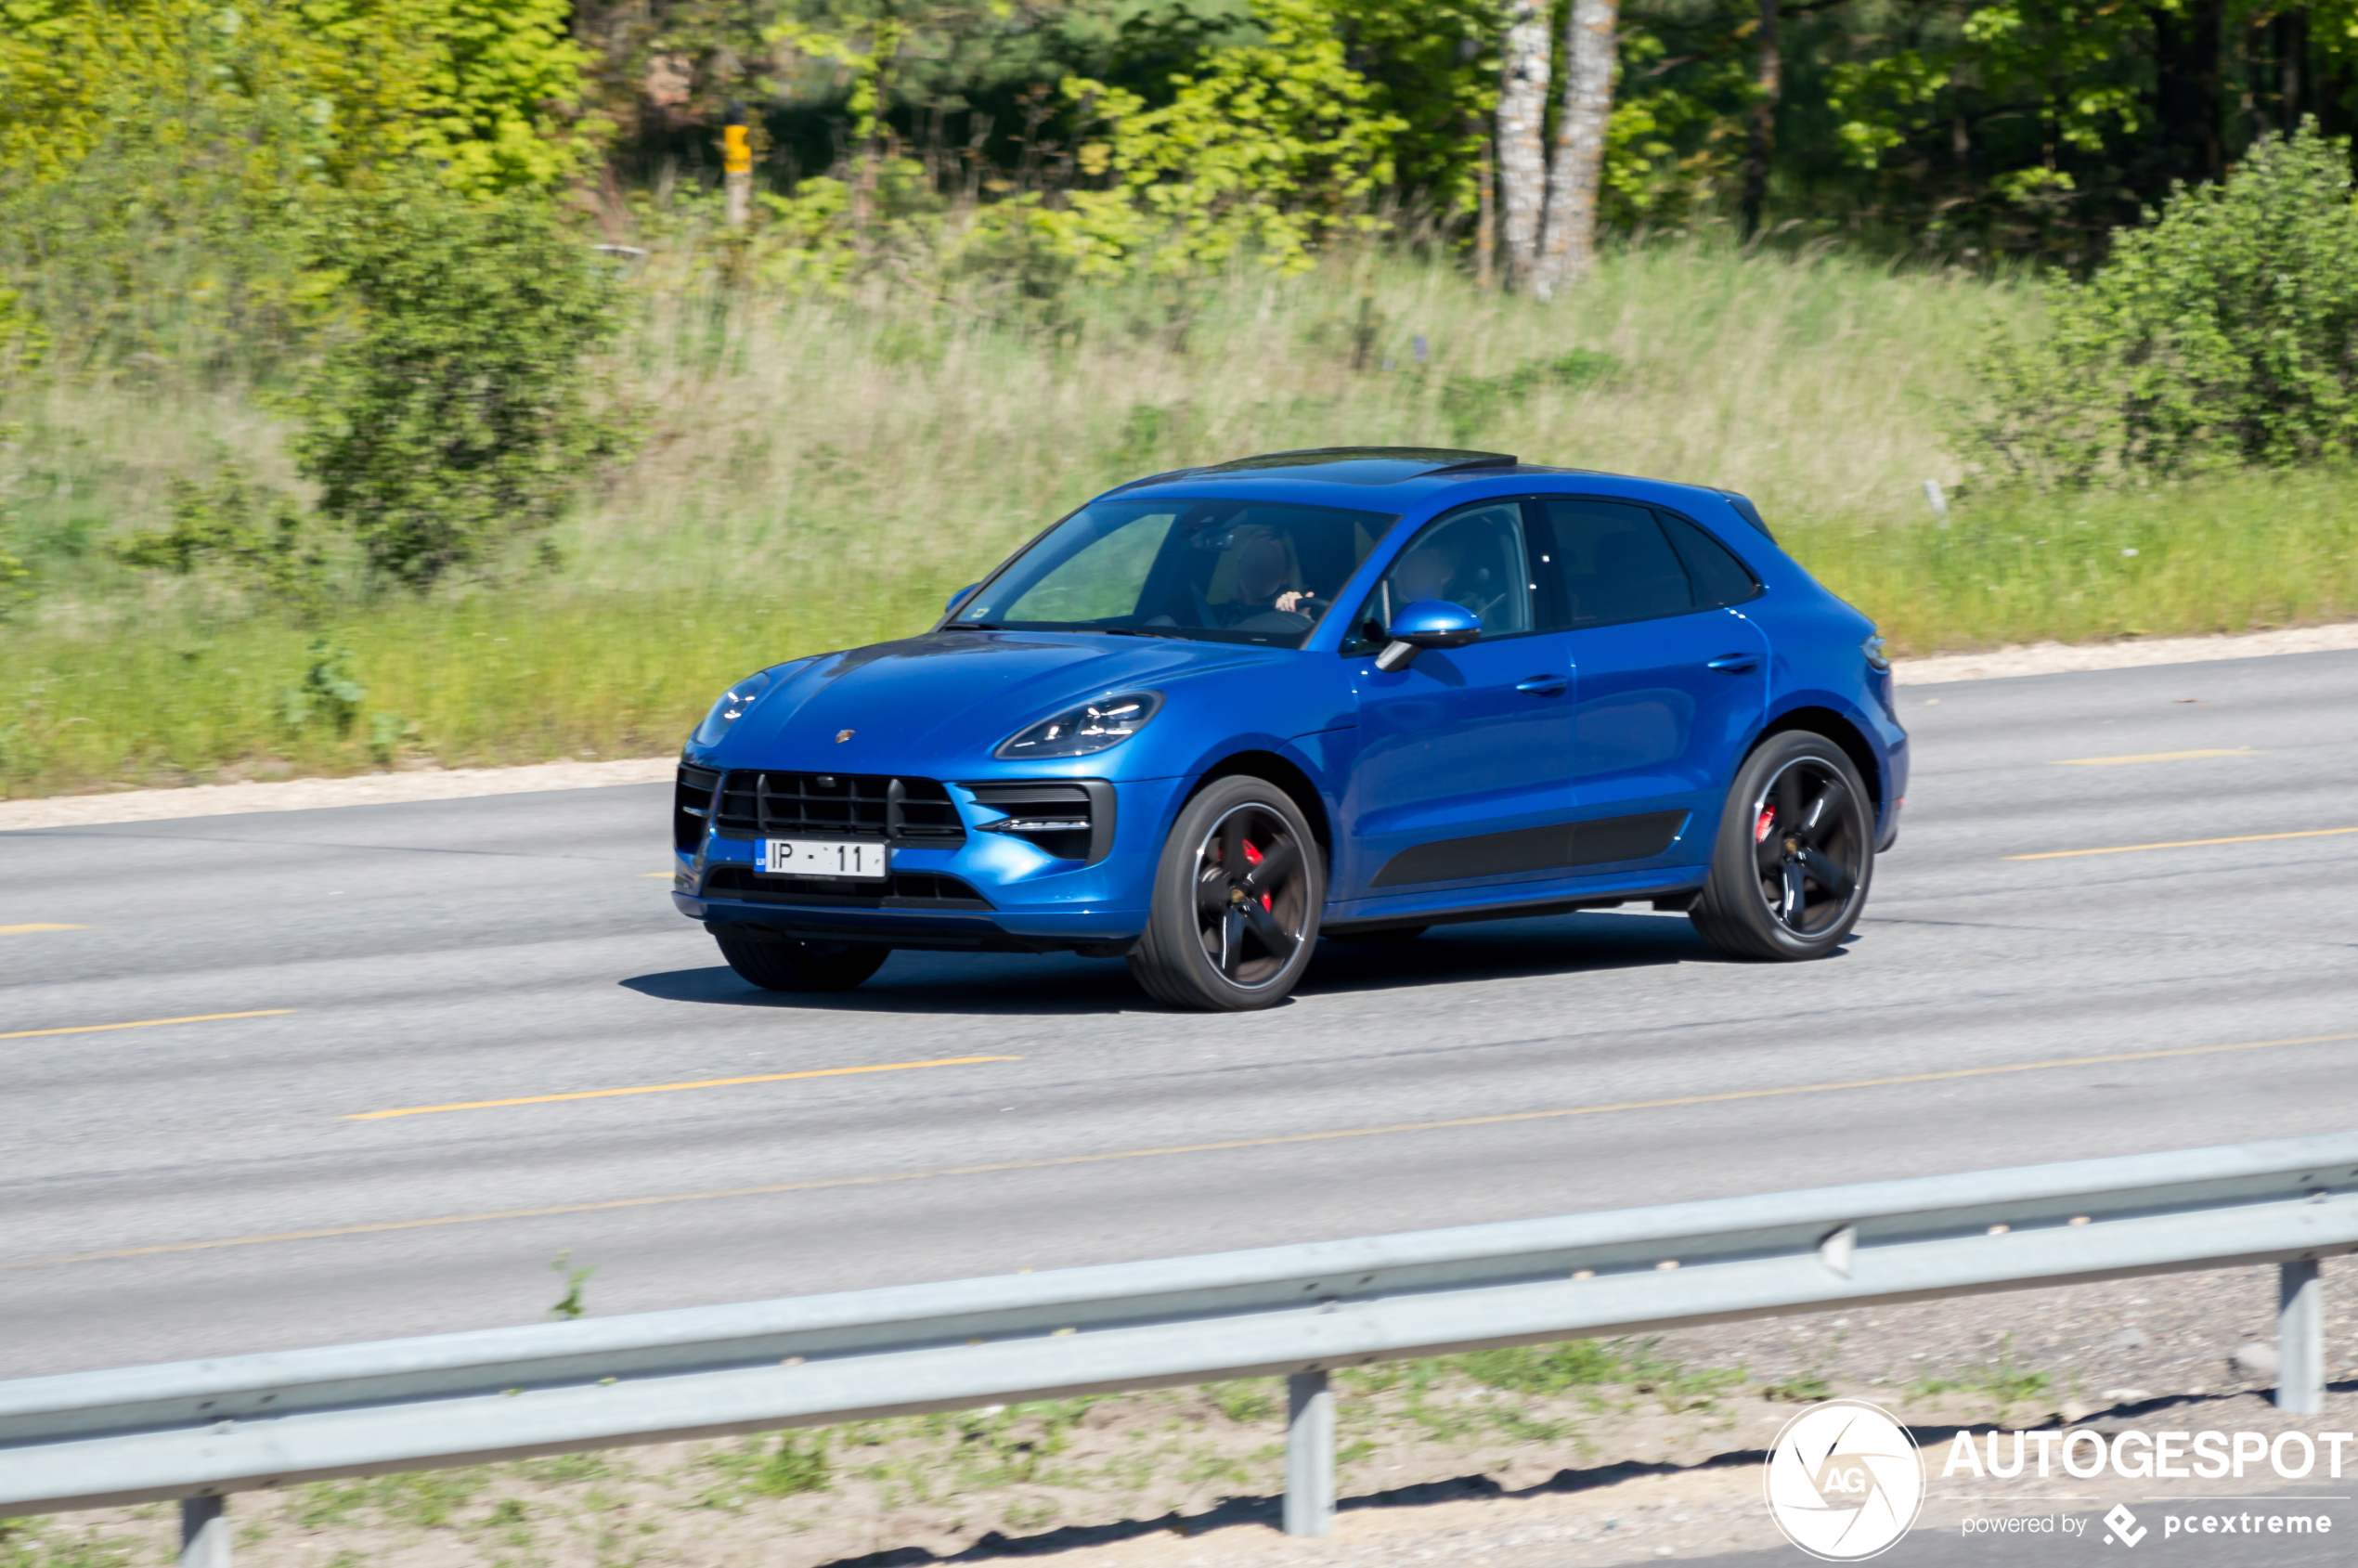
[{"left": 671, "top": 447, "right": 1908, "bottom": 1010}]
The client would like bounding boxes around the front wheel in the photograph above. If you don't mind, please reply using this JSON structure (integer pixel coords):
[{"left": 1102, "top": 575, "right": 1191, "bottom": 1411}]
[
  {"left": 1129, "top": 776, "right": 1323, "bottom": 1011},
  {"left": 1690, "top": 732, "right": 1874, "bottom": 962},
  {"left": 715, "top": 931, "right": 890, "bottom": 991}
]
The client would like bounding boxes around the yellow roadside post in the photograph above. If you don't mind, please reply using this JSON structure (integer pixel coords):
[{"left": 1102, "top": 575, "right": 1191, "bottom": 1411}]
[{"left": 722, "top": 118, "right": 752, "bottom": 228}]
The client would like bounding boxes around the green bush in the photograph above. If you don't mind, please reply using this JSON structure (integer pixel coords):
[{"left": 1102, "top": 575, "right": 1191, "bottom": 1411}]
[
  {"left": 110, "top": 465, "right": 328, "bottom": 615},
  {"left": 1969, "top": 123, "right": 2358, "bottom": 484},
  {"left": 294, "top": 178, "right": 630, "bottom": 590}
]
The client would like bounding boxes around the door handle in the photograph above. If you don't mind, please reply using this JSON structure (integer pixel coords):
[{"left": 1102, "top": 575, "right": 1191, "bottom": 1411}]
[
  {"left": 1515, "top": 675, "right": 1569, "bottom": 696},
  {"left": 1706, "top": 654, "right": 1759, "bottom": 673}
]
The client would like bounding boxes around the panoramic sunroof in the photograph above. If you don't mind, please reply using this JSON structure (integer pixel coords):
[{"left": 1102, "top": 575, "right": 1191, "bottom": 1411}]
[{"left": 1190, "top": 447, "right": 1519, "bottom": 486}]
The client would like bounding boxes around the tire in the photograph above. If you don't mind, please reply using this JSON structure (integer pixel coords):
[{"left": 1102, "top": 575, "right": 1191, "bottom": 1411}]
[
  {"left": 714, "top": 930, "right": 890, "bottom": 991},
  {"left": 1129, "top": 776, "right": 1324, "bottom": 1011},
  {"left": 1325, "top": 926, "right": 1430, "bottom": 943},
  {"left": 1689, "top": 731, "right": 1875, "bottom": 962}
]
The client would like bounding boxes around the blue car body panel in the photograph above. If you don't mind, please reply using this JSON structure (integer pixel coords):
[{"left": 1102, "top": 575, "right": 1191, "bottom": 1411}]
[{"left": 672, "top": 460, "right": 1908, "bottom": 951}]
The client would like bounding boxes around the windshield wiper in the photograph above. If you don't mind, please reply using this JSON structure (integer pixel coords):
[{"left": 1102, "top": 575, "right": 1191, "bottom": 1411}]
[{"left": 945, "top": 619, "right": 1000, "bottom": 629}]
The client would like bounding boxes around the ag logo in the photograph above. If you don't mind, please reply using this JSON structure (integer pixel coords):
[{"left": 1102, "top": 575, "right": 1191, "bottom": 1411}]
[{"left": 1764, "top": 1399, "right": 1924, "bottom": 1561}]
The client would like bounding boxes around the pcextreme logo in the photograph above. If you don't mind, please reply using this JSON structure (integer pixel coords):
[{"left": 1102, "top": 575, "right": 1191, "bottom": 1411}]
[{"left": 1765, "top": 1400, "right": 1927, "bottom": 1561}]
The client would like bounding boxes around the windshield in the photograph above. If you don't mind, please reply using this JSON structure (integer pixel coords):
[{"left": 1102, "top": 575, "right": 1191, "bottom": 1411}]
[{"left": 953, "top": 498, "right": 1397, "bottom": 647}]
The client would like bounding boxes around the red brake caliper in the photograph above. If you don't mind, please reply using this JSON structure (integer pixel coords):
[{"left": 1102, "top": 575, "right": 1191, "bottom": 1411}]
[
  {"left": 1755, "top": 805, "right": 1778, "bottom": 844},
  {"left": 1242, "top": 841, "right": 1273, "bottom": 909}
]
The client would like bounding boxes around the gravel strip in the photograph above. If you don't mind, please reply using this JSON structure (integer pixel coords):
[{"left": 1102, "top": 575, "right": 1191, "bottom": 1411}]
[{"left": 1892, "top": 621, "right": 2358, "bottom": 684}]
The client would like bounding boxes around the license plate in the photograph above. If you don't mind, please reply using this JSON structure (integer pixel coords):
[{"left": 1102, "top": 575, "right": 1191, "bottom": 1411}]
[{"left": 758, "top": 838, "right": 889, "bottom": 880}]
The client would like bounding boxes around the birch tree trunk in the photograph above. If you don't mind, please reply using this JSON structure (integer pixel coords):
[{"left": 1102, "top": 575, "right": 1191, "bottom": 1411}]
[
  {"left": 1496, "top": 0, "right": 1551, "bottom": 292},
  {"left": 1533, "top": 0, "right": 1618, "bottom": 300}
]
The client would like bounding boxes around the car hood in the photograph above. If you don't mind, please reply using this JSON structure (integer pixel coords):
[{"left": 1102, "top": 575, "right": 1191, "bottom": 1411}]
[{"left": 712, "top": 630, "right": 1279, "bottom": 773}]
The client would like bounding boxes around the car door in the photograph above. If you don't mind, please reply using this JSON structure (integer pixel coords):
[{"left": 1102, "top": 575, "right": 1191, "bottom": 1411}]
[
  {"left": 1535, "top": 497, "right": 1770, "bottom": 864},
  {"left": 1339, "top": 500, "right": 1578, "bottom": 897}
]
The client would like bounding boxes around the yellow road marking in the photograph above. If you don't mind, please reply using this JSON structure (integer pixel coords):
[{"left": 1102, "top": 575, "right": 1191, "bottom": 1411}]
[
  {"left": 2050, "top": 748, "right": 2257, "bottom": 767},
  {"left": 0, "top": 1009, "right": 293, "bottom": 1043},
  {"left": 0, "top": 924, "right": 85, "bottom": 936},
  {"left": 2007, "top": 826, "right": 2358, "bottom": 861},
  {"left": 641, "top": 872, "right": 675, "bottom": 878},
  {"left": 347, "top": 1056, "right": 1023, "bottom": 1120},
  {"left": 19, "top": 1029, "right": 2356, "bottom": 1271}
]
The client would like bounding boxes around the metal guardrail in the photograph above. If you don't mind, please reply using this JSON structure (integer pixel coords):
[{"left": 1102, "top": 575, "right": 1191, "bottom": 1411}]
[{"left": 4, "top": 1133, "right": 2355, "bottom": 1562}]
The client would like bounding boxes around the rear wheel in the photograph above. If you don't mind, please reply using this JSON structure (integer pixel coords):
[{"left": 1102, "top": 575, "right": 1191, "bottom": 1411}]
[
  {"left": 714, "top": 931, "right": 890, "bottom": 991},
  {"left": 1129, "top": 776, "right": 1323, "bottom": 1011},
  {"left": 1690, "top": 732, "right": 1874, "bottom": 962}
]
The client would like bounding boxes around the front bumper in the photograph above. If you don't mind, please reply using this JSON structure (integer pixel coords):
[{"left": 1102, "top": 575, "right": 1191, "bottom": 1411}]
[{"left": 672, "top": 774, "right": 1184, "bottom": 951}]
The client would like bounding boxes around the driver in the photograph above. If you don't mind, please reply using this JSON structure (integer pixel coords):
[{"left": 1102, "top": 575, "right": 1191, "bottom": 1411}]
[
  {"left": 1389, "top": 535, "right": 1463, "bottom": 607},
  {"left": 1387, "top": 528, "right": 1516, "bottom": 627},
  {"left": 1211, "top": 526, "right": 1316, "bottom": 625}
]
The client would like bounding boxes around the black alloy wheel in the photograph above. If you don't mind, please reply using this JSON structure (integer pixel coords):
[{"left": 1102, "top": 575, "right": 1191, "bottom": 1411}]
[
  {"left": 714, "top": 930, "right": 891, "bottom": 991},
  {"left": 1130, "top": 775, "right": 1323, "bottom": 1010},
  {"left": 1690, "top": 731, "right": 1874, "bottom": 961}
]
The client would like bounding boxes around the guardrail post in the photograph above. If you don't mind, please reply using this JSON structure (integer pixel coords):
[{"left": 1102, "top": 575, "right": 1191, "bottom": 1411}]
[
  {"left": 2278, "top": 1260, "right": 2326, "bottom": 1414},
  {"left": 180, "top": 1497, "right": 228, "bottom": 1568},
  {"left": 1284, "top": 1369, "right": 1335, "bottom": 1537}
]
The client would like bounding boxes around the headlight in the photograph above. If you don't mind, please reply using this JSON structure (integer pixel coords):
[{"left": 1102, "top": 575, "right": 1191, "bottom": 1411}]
[
  {"left": 1861, "top": 634, "right": 1890, "bottom": 672},
  {"left": 692, "top": 669, "right": 774, "bottom": 747},
  {"left": 995, "top": 691, "right": 1163, "bottom": 759}
]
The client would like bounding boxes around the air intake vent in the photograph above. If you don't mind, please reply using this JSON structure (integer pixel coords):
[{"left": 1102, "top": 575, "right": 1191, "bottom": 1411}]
[
  {"left": 965, "top": 780, "right": 1116, "bottom": 863},
  {"left": 700, "top": 865, "right": 991, "bottom": 910},
  {"left": 675, "top": 765, "right": 721, "bottom": 852},
  {"left": 712, "top": 772, "right": 965, "bottom": 846}
]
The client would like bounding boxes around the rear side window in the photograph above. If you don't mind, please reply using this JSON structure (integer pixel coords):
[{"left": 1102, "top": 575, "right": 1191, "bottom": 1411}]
[
  {"left": 1656, "top": 510, "right": 1762, "bottom": 609},
  {"left": 1536, "top": 499, "right": 1694, "bottom": 628}
]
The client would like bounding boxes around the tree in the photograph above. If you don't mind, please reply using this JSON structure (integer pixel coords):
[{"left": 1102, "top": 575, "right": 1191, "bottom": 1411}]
[
  {"left": 1738, "top": 0, "right": 1780, "bottom": 235},
  {"left": 1050, "top": 0, "right": 1407, "bottom": 275},
  {"left": 1534, "top": 0, "right": 1617, "bottom": 296},
  {"left": 1969, "top": 123, "right": 2358, "bottom": 482},
  {"left": 1496, "top": 0, "right": 1551, "bottom": 288},
  {"left": 294, "top": 180, "right": 630, "bottom": 589}
]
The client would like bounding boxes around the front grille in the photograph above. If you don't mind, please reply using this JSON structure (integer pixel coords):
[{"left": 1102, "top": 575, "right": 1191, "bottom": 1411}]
[
  {"left": 701, "top": 865, "right": 992, "bottom": 910},
  {"left": 712, "top": 771, "right": 965, "bottom": 845},
  {"left": 675, "top": 765, "right": 721, "bottom": 852},
  {"left": 965, "top": 780, "right": 1114, "bottom": 864}
]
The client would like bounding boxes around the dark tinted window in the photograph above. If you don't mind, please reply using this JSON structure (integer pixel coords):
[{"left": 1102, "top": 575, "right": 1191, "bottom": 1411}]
[
  {"left": 1657, "top": 510, "right": 1762, "bottom": 608},
  {"left": 1538, "top": 499, "right": 1694, "bottom": 628}
]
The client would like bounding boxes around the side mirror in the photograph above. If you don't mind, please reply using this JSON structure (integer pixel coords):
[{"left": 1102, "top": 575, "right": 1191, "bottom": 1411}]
[
  {"left": 946, "top": 582, "right": 980, "bottom": 616},
  {"left": 1374, "top": 599, "right": 1481, "bottom": 671}
]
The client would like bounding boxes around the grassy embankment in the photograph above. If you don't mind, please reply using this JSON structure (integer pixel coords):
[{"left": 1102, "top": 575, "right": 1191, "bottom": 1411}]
[{"left": 6, "top": 236, "right": 2357, "bottom": 798}]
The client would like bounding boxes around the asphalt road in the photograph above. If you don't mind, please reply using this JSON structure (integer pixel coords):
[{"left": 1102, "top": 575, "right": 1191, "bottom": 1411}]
[{"left": 5, "top": 650, "right": 2357, "bottom": 1380}]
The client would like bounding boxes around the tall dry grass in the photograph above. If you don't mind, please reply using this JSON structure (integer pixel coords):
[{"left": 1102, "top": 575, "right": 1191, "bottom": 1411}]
[{"left": 6, "top": 237, "right": 2355, "bottom": 797}]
